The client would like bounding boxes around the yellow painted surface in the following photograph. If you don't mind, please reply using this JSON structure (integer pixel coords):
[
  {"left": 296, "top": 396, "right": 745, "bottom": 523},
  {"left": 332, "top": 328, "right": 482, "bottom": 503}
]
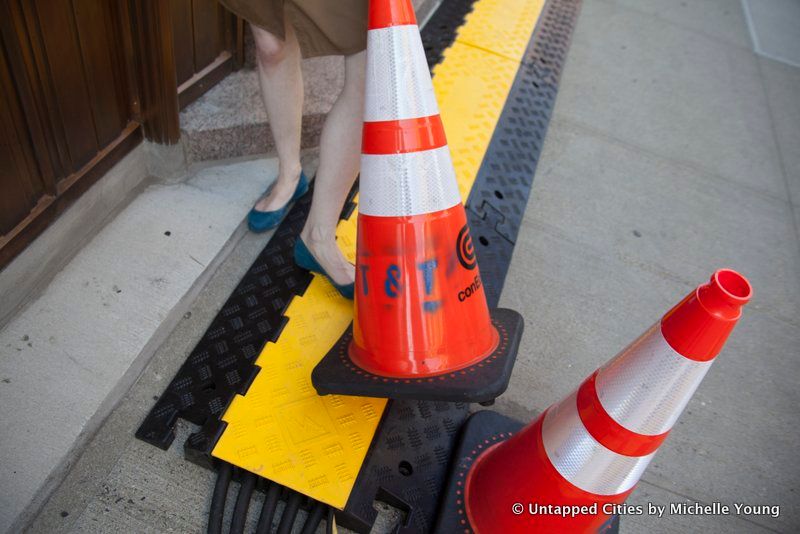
[
  {"left": 457, "top": 0, "right": 546, "bottom": 62},
  {"left": 211, "top": 0, "right": 546, "bottom": 509},
  {"left": 435, "top": 42, "right": 522, "bottom": 202}
]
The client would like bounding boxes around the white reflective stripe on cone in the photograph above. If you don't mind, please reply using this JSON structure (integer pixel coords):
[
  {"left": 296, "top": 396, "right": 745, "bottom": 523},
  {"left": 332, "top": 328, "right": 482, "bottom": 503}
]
[
  {"left": 359, "top": 146, "right": 462, "bottom": 217},
  {"left": 595, "top": 324, "right": 713, "bottom": 436},
  {"left": 542, "top": 391, "right": 655, "bottom": 496},
  {"left": 364, "top": 25, "right": 439, "bottom": 122}
]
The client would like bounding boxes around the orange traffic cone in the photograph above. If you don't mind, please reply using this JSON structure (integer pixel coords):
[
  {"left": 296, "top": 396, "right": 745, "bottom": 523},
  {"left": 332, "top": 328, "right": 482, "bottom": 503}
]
[
  {"left": 434, "top": 269, "right": 752, "bottom": 533},
  {"left": 311, "top": 0, "right": 523, "bottom": 403}
]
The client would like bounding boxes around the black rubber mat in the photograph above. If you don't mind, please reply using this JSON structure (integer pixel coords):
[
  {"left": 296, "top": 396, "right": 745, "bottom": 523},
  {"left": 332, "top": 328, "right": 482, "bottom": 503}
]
[
  {"left": 434, "top": 411, "right": 620, "bottom": 534},
  {"left": 194, "top": 399, "right": 470, "bottom": 534},
  {"left": 136, "top": 190, "right": 316, "bottom": 450},
  {"left": 338, "top": 400, "right": 470, "bottom": 533},
  {"left": 433, "top": 410, "right": 522, "bottom": 534},
  {"left": 311, "top": 308, "right": 523, "bottom": 404},
  {"left": 465, "top": 0, "right": 582, "bottom": 306}
]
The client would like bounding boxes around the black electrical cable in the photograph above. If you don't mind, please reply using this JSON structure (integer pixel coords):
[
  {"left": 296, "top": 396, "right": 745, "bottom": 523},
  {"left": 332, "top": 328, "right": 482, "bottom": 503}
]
[
  {"left": 230, "top": 472, "right": 257, "bottom": 534},
  {"left": 325, "top": 507, "right": 334, "bottom": 534},
  {"left": 207, "top": 462, "right": 232, "bottom": 534},
  {"left": 300, "top": 501, "right": 326, "bottom": 534},
  {"left": 276, "top": 491, "right": 302, "bottom": 534},
  {"left": 255, "top": 481, "right": 281, "bottom": 534}
]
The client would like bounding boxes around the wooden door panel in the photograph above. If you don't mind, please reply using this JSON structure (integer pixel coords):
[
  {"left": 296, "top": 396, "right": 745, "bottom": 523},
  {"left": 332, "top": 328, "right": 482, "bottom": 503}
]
[
  {"left": 0, "top": 0, "right": 244, "bottom": 269},
  {"left": 170, "top": 0, "right": 195, "bottom": 86},
  {"left": 72, "top": 0, "right": 129, "bottom": 147},
  {"left": 0, "top": 0, "right": 143, "bottom": 268},
  {"left": 0, "top": 48, "right": 45, "bottom": 235},
  {"left": 173, "top": 0, "right": 240, "bottom": 110},
  {"left": 0, "top": 142, "right": 40, "bottom": 237},
  {"left": 1, "top": 0, "right": 59, "bottom": 190},
  {"left": 192, "top": 0, "right": 223, "bottom": 70},
  {"left": 29, "top": 0, "right": 99, "bottom": 175}
]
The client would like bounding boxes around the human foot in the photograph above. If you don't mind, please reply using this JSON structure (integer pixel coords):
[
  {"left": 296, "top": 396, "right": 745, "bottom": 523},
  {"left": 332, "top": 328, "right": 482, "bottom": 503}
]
[
  {"left": 254, "top": 167, "right": 302, "bottom": 212},
  {"left": 297, "top": 231, "right": 355, "bottom": 287},
  {"left": 248, "top": 170, "right": 308, "bottom": 233}
]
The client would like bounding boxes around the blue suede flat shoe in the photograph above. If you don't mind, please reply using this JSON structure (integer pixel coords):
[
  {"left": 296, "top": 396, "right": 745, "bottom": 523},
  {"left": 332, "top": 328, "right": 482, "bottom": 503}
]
[
  {"left": 294, "top": 237, "right": 355, "bottom": 300},
  {"left": 248, "top": 171, "right": 309, "bottom": 233}
]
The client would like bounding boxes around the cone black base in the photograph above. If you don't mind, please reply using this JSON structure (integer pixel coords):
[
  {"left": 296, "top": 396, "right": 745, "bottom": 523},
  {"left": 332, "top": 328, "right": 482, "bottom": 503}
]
[
  {"left": 433, "top": 411, "right": 622, "bottom": 534},
  {"left": 311, "top": 308, "right": 523, "bottom": 403}
]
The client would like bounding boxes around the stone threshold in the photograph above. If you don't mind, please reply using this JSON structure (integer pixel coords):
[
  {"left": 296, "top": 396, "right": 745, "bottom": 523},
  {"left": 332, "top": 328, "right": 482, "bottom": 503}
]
[{"left": 180, "top": 0, "right": 442, "bottom": 164}]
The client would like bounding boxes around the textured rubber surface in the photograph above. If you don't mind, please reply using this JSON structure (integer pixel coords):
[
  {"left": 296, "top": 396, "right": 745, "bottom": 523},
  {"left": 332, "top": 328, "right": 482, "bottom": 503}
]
[
  {"left": 135, "top": 191, "right": 316, "bottom": 450},
  {"left": 466, "top": 0, "right": 583, "bottom": 305},
  {"left": 338, "top": 400, "right": 470, "bottom": 533},
  {"left": 211, "top": 271, "right": 387, "bottom": 508},
  {"left": 207, "top": 149, "right": 388, "bottom": 510},
  {"left": 434, "top": 411, "right": 621, "bottom": 534},
  {"left": 311, "top": 308, "right": 523, "bottom": 403},
  {"left": 434, "top": 411, "right": 523, "bottom": 534},
  {"left": 457, "top": 0, "right": 547, "bottom": 61}
]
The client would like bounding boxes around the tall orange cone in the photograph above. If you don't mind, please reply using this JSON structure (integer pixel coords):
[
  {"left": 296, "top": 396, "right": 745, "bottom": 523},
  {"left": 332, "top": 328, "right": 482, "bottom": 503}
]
[
  {"left": 311, "top": 0, "right": 523, "bottom": 403},
  {"left": 434, "top": 269, "right": 752, "bottom": 533}
]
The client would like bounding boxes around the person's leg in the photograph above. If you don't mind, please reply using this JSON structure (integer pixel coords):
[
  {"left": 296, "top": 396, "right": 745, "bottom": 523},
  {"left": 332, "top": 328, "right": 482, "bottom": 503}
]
[
  {"left": 251, "top": 20, "right": 304, "bottom": 212},
  {"left": 300, "top": 51, "right": 366, "bottom": 285}
]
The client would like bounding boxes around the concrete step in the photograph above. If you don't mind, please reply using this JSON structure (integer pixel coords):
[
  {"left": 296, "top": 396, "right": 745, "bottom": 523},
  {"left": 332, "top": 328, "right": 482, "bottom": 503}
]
[
  {"left": 180, "top": 0, "right": 442, "bottom": 164},
  {"left": 0, "top": 154, "right": 305, "bottom": 532},
  {"left": 180, "top": 58, "right": 343, "bottom": 164}
]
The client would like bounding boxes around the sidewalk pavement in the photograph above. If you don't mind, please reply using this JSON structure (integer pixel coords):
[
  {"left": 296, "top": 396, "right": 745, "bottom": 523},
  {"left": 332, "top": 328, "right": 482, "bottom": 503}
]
[
  {"left": 0, "top": 157, "right": 279, "bottom": 532},
  {"left": 498, "top": 1, "right": 800, "bottom": 532},
  {"left": 21, "top": 0, "right": 800, "bottom": 533}
]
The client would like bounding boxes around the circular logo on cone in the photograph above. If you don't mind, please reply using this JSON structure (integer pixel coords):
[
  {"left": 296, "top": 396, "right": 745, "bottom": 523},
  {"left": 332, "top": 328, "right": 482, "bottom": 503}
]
[{"left": 457, "top": 224, "right": 477, "bottom": 270}]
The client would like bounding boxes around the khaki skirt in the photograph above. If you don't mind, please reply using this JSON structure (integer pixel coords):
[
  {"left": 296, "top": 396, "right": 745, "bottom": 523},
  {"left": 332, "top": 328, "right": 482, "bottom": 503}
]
[{"left": 220, "top": 0, "right": 368, "bottom": 58}]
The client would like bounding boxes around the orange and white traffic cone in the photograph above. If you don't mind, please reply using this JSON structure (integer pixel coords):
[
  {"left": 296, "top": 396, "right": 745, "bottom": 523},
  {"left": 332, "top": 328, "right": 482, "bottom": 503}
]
[
  {"left": 311, "top": 0, "right": 523, "bottom": 403},
  {"left": 434, "top": 269, "right": 752, "bottom": 533}
]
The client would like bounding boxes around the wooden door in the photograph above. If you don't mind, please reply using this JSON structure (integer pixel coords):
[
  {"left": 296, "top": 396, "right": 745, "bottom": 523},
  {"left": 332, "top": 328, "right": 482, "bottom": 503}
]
[
  {"left": 0, "top": 0, "right": 243, "bottom": 270},
  {"left": 0, "top": 45, "right": 47, "bottom": 239},
  {"left": 0, "top": 0, "right": 142, "bottom": 267},
  {"left": 169, "top": 0, "right": 241, "bottom": 109}
]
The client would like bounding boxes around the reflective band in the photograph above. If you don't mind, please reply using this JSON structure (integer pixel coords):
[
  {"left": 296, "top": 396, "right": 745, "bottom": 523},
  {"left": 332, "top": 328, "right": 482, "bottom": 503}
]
[
  {"left": 359, "top": 146, "right": 461, "bottom": 216},
  {"left": 577, "top": 373, "right": 668, "bottom": 456},
  {"left": 542, "top": 392, "right": 655, "bottom": 496},
  {"left": 595, "top": 324, "right": 713, "bottom": 436},
  {"left": 364, "top": 26, "right": 439, "bottom": 122},
  {"left": 362, "top": 115, "right": 447, "bottom": 155}
]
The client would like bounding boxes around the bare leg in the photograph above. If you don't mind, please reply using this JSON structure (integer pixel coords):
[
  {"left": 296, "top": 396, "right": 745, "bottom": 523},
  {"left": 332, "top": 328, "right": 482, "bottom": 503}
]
[
  {"left": 300, "top": 51, "right": 366, "bottom": 286},
  {"left": 251, "top": 21, "right": 304, "bottom": 211}
]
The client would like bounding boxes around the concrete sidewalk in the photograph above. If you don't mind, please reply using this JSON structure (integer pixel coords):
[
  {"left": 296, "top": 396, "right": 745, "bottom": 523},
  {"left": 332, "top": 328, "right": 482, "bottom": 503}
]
[
  {"left": 22, "top": 0, "right": 800, "bottom": 533},
  {"left": 0, "top": 156, "right": 286, "bottom": 532},
  {"left": 498, "top": 0, "right": 800, "bottom": 532}
]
